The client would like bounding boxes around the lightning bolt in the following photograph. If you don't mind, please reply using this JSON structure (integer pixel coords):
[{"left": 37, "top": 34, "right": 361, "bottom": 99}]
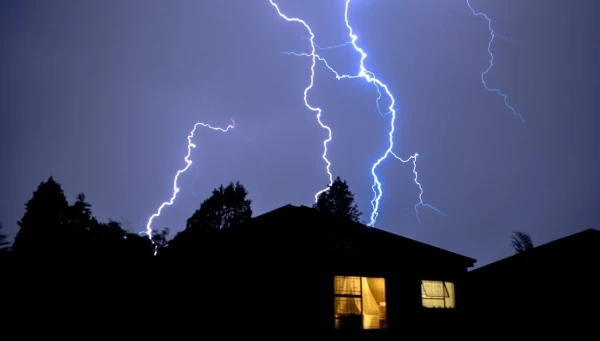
[
  {"left": 306, "top": 37, "right": 390, "bottom": 117},
  {"left": 144, "top": 119, "right": 235, "bottom": 255},
  {"left": 466, "top": 0, "right": 524, "bottom": 123},
  {"left": 302, "top": 36, "right": 351, "bottom": 51},
  {"left": 268, "top": 1, "right": 334, "bottom": 202},
  {"left": 271, "top": 0, "right": 445, "bottom": 226},
  {"left": 390, "top": 152, "right": 446, "bottom": 222},
  {"left": 302, "top": 38, "right": 391, "bottom": 117}
]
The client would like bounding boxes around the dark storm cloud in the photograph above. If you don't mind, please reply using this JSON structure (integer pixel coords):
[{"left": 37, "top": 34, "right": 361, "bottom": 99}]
[{"left": 2, "top": 0, "right": 598, "bottom": 267}]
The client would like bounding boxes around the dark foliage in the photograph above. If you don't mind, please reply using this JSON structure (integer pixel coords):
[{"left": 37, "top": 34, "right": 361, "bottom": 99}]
[
  {"left": 186, "top": 181, "right": 252, "bottom": 231},
  {"left": 164, "top": 181, "right": 252, "bottom": 258},
  {"left": 313, "top": 176, "right": 362, "bottom": 222},
  {"left": 0, "top": 222, "right": 10, "bottom": 254},
  {"left": 0, "top": 222, "right": 9, "bottom": 247},
  {"left": 12, "top": 177, "right": 71, "bottom": 257},
  {"left": 11, "top": 177, "right": 155, "bottom": 260},
  {"left": 7, "top": 177, "right": 254, "bottom": 264},
  {"left": 510, "top": 230, "right": 534, "bottom": 253},
  {"left": 152, "top": 227, "right": 169, "bottom": 249}
]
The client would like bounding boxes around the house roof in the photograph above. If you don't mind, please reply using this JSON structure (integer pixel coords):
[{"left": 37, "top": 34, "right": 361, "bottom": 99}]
[
  {"left": 470, "top": 228, "right": 600, "bottom": 275},
  {"left": 232, "top": 204, "right": 476, "bottom": 268}
]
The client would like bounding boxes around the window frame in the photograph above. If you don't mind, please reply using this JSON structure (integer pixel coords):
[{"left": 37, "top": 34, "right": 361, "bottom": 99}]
[
  {"left": 421, "top": 279, "right": 456, "bottom": 309},
  {"left": 333, "top": 275, "right": 387, "bottom": 330}
]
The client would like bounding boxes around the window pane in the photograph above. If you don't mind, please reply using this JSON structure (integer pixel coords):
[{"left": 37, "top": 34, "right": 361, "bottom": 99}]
[
  {"left": 362, "top": 277, "right": 387, "bottom": 329},
  {"left": 421, "top": 280, "right": 455, "bottom": 308},
  {"left": 334, "top": 294, "right": 362, "bottom": 330},
  {"left": 334, "top": 296, "right": 361, "bottom": 316},
  {"left": 444, "top": 281, "right": 455, "bottom": 308},
  {"left": 333, "top": 276, "right": 388, "bottom": 330},
  {"left": 334, "top": 276, "right": 361, "bottom": 296}
]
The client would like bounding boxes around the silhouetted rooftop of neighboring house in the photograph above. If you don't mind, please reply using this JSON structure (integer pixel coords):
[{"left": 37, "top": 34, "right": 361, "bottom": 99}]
[
  {"left": 470, "top": 228, "right": 600, "bottom": 276},
  {"left": 231, "top": 204, "right": 476, "bottom": 268}
]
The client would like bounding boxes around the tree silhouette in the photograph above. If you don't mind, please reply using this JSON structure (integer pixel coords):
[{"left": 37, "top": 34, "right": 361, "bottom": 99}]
[
  {"left": 10, "top": 176, "right": 159, "bottom": 262},
  {"left": 122, "top": 230, "right": 154, "bottom": 258},
  {"left": 88, "top": 220, "right": 154, "bottom": 259},
  {"left": 0, "top": 222, "right": 10, "bottom": 252},
  {"left": 313, "top": 176, "right": 362, "bottom": 222},
  {"left": 12, "top": 177, "right": 71, "bottom": 257},
  {"left": 186, "top": 181, "right": 252, "bottom": 231},
  {"left": 64, "top": 193, "right": 98, "bottom": 255},
  {"left": 166, "top": 181, "right": 252, "bottom": 257},
  {"left": 89, "top": 220, "right": 126, "bottom": 255},
  {"left": 67, "top": 193, "right": 95, "bottom": 227},
  {"left": 510, "top": 230, "right": 534, "bottom": 254},
  {"left": 152, "top": 227, "right": 169, "bottom": 250}
]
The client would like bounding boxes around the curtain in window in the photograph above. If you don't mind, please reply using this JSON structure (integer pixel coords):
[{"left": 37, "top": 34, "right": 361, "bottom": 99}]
[
  {"left": 362, "top": 277, "right": 386, "bottom": 329},
  {"left": 334, "top": 276, "right": 361, "bottom": 315}
]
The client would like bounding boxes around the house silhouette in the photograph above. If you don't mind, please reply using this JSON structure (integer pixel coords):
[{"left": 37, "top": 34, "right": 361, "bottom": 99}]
[
  {"left": 466, "top": 228, "right": 600, "bottom": 335},
  {"left": 205, "top": 204, "right": 477, "bottom": 335}
]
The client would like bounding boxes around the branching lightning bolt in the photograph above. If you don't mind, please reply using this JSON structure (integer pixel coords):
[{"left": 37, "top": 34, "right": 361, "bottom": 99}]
[
  {"left": 268, "top": 0, "right": 334, "bottom": 202},
  {"left": 144, "top": 120, "right": 235, "bottom": 255},
  {"left": 466, "top": 0, "right": 524, "bottom": 123},
  {"left": 390, "top": 152, "right": 445, "bottom": 223},
  {"left": 309, "top": 37, "right": 390, "bottom": 117},
  {"left": 270, "top": 0, "right": 445, "bottom": 226}
]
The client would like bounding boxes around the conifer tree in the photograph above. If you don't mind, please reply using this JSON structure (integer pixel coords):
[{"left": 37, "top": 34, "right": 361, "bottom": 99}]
[
  {"left": 13, "top": 177, "right": 70, "bottom": 257},
  {"left": 314, "top": 176, "right": 362, "bottom": 223}
]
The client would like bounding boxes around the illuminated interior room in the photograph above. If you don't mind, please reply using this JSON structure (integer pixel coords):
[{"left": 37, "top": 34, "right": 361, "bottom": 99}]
[
  {"left": 421, "top": 280, "right": 455, "bottom": 309},
  {"left": 334, "top": 275, "right": 387, "bottom": 329}
]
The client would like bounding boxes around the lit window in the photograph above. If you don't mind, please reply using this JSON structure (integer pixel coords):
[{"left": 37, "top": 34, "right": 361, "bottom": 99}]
[
  {"left": 333, "top": 276, "right": 387, "bottom": 329},
  {"left": 421, "top": 280, "right": 455, "bottom": 308}
]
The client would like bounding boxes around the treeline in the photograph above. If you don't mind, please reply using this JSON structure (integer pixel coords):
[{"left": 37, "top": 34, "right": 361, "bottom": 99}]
[{"left": 0, "top": 175, "right": 362, "bottom": 262}]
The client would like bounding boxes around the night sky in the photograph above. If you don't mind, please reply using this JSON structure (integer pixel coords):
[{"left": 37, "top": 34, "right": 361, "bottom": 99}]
[{"left": 2, "top": 0, "right": 598, "bottom": 267}]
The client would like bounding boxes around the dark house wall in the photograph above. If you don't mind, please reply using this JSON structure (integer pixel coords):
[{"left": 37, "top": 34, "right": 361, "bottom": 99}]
[
  {"left": 220, "top": 259, "right": 473, "bottom": 337},
  {"left": 216, "top": 205, "right": 477, "bottom": 336},
  {"left": 211, "top": 256, "right": 473, "bottom": 335},
  {"left": 465, "top": 229, "right": 600, "bottom": 334},
  {"left": 2, "top": 254, "right": 471, "bottom": 338},
  {"left": 219, "top": 209, "right": 473, "bottom": 335}
]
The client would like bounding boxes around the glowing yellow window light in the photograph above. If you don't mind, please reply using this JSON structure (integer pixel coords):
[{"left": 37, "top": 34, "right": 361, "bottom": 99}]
[
  {"left": 334, "top": 276, "right": 387, "bottom": 329},
  {"left": 421, "top": 280, "right": 455, "bottom": 308}
]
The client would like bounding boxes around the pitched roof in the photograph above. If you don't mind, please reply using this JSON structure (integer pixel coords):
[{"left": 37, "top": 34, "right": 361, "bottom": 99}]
[
  {"left": 470, "top": 228, "right": 600, "bottom": 275},
  {"left": 232, "top": 204, "right": 476, "bottom": 268}
]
